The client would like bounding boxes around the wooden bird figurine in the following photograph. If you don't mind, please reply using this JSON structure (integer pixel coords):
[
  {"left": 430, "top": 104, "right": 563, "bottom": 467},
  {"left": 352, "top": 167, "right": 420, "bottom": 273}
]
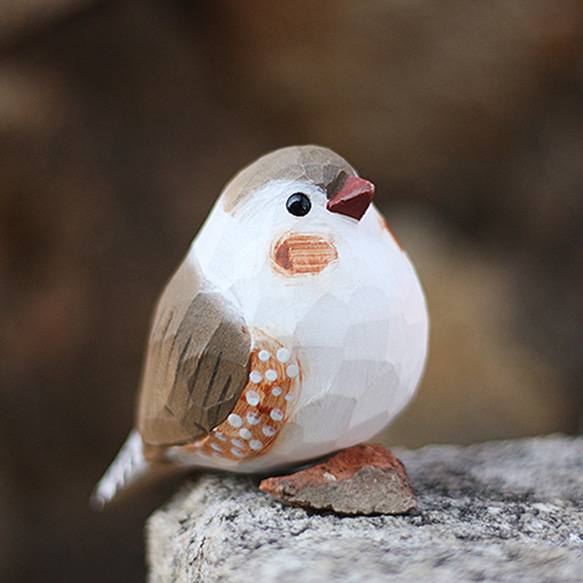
[{"left": 92, "top": 145, "right": 429, "bottom": 506}]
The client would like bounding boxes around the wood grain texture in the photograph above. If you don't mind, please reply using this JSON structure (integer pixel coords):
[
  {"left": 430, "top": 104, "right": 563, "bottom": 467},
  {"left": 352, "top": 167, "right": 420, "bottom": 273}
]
[
  {"left": 183, "top": 331, "right": 301, "bottom": 462},
  {"left": 221, "top": 145, "right": 355, "bottom": 215},
  {"left": 137, "top": 260, "right": 251, "bottom": 447},
  {"left": 271, "top": 233, "right": 338, "bottom": 276}
]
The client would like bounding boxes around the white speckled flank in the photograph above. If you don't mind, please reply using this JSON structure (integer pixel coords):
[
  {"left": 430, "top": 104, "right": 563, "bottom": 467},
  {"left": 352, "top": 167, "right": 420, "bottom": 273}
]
[
  {"left": 258, "top": 350, "right": 271, "bottom": 362},
  {"left": 228, "top": 414, "right": 243, "bottom": 428},
  {"left": 286, "top": 364, "right": 299, "bottom": 379}
]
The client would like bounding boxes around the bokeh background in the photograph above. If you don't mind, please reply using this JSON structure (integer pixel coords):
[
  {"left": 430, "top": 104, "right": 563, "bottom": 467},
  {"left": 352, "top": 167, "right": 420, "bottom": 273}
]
[{"left": 1, "top": 1, "right": 583, "bottom": 580}]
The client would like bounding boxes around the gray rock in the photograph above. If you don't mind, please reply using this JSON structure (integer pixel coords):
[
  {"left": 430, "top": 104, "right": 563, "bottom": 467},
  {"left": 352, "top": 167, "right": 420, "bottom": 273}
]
[{"left": 147, "top": 435, "right": 583, "bottom": 582}]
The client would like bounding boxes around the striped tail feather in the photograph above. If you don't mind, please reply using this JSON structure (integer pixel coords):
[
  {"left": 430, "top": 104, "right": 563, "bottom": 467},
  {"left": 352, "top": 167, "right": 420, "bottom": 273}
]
[{"left": 91, "top": 429, "right": 150, "bottom": 509}]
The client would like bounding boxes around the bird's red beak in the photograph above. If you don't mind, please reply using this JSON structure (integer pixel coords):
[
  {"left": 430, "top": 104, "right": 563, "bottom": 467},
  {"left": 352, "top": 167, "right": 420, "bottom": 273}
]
[{"left": 326, "top": 174, "right": 375, "bottom": 221}]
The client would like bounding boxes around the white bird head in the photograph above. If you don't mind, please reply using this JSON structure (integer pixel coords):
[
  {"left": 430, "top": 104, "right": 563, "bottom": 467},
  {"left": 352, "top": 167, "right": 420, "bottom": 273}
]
[{"left": 191, "top": 145, "right": 401, "bottom": 292}]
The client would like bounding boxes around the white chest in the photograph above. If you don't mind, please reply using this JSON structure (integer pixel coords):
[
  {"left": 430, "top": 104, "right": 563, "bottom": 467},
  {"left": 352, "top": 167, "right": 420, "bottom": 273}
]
[{"left": 187, "top": 206, "right": 428, "bottom": 469}]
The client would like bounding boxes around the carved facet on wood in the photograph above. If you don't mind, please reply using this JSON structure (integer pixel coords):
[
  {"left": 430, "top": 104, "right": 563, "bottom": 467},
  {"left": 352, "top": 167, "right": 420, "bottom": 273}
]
[{"left": 92, "top": 145, "right": 429, "bottom": 506}]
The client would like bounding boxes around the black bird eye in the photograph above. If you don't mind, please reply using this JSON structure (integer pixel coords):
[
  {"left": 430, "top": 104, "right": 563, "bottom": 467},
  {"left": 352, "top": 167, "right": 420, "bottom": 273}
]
[{"left": 286, "top": 193, "right": 311, "bottom": 217}]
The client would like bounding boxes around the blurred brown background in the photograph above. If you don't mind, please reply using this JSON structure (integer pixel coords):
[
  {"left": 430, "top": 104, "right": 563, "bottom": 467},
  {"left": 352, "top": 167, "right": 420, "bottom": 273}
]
[{"left": 1, "top": 1, "right": 583, "bottom": 581}]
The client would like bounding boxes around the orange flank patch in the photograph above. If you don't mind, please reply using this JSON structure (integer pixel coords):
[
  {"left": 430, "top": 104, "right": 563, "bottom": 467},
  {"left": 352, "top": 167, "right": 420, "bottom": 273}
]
[
  {"left": 379, "top": 215, "right": 403, "bottom": 251},
  {"left": 183, "top": 332, "right": 301, "bottom": 462},
  {"left": 271, "top": 232, "right": 338, "bottom": 276}
]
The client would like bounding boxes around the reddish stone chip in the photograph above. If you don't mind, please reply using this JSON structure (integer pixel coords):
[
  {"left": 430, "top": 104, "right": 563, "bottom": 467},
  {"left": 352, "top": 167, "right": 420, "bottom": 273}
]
[{"left": 259, "top": 443, "right": 417, "bottom": 515}]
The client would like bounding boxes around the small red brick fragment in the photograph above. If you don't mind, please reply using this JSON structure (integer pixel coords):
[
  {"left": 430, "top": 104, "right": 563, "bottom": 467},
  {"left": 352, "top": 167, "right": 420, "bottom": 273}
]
[{"left": 259, "top": 443, "right": 416, "bottom": 515}]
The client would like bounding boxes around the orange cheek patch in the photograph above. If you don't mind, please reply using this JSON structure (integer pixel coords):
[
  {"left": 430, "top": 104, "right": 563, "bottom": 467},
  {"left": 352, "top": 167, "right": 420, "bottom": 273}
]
[{"left": 271, "top": 233, "right": 338, "bottom": 276}]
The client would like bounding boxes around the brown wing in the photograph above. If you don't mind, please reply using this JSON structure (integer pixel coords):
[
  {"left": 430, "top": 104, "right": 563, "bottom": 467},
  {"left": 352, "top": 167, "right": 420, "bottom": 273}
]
[{"left": 136, "top": 259, "right": 251, "bottom": 447}]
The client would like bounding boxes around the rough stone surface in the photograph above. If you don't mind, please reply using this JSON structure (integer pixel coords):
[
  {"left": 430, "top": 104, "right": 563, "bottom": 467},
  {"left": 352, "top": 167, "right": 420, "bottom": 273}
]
[
  {"left": 259, "top": 444, "right": 416, "bottom": 515},
  {"left": 147, "top": 435, "right": 583, "bottom": 582}
]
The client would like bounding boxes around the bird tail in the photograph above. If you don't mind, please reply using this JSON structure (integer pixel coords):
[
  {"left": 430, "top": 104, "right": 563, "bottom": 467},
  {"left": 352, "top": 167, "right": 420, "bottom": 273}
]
[{"left": 91, "top": 429, "right": 150, "bottom": 509}]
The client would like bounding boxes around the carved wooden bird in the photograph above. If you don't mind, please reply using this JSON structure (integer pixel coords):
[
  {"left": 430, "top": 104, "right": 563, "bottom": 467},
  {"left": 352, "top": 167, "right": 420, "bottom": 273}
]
[{"left": 92, "top": 145, "right": 429, "bottom": 506}]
